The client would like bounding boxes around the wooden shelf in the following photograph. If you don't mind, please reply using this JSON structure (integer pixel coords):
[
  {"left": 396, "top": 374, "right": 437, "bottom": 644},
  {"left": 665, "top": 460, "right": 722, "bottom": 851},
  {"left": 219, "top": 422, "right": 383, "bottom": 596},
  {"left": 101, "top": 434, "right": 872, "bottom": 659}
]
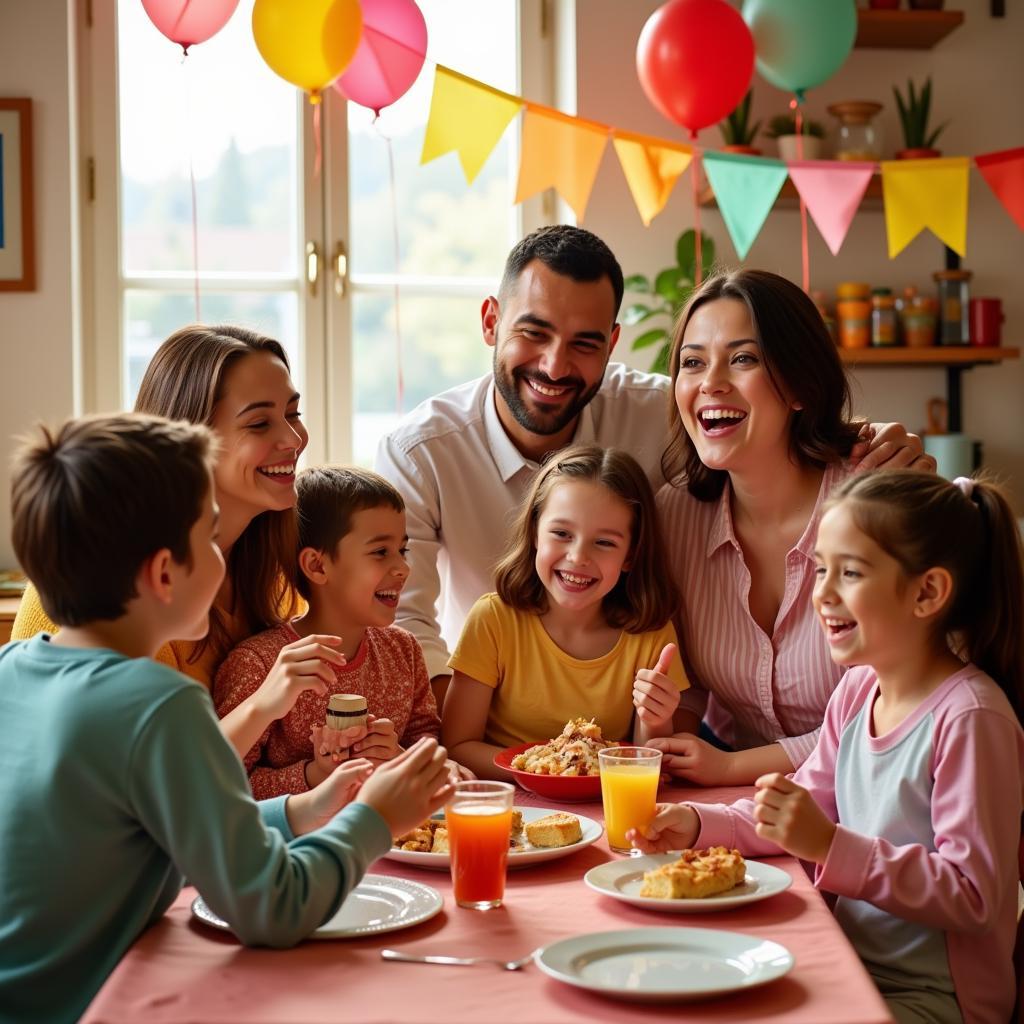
[
  {"left": 699, "top": 175, "right": 882, "bottom": 210},
  {"left": 839, "top": 346, "right": 1019, "bottom": 367},
  {"left": 855, "top": 9, "right": 965, "bottom": 49}
]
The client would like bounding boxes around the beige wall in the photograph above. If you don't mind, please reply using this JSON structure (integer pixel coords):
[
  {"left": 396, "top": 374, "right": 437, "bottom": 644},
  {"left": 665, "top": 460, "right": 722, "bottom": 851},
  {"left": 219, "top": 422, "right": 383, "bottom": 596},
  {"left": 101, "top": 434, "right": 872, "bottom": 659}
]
[
  {"left": 0, "top": 0, "right": 77, "bottom": 569},
  {"left": 577, "top": 0, "right": 1024, "bottom": 502}
]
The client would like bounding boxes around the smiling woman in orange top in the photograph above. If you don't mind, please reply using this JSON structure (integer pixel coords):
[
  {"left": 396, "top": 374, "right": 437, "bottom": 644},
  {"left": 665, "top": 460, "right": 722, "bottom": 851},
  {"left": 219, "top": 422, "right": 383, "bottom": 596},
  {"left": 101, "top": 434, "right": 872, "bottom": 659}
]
[{"left": 12, "top": 325, "right": 311, "bottom": 690}]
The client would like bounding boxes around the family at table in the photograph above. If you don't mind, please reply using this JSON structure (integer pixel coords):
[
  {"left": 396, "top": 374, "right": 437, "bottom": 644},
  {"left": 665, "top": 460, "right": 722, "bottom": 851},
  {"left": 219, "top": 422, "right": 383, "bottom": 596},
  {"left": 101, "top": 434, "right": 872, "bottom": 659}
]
[{"left": 2, "top": 225, "right": 1022, "bottom": 1024}]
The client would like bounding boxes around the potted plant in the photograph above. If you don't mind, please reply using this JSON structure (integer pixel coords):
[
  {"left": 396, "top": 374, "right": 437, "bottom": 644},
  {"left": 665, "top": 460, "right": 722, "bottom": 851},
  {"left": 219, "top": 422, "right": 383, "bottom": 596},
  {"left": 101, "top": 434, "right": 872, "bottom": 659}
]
[
  {"left": 623, "top": 230, "right": 716, "bottom": 375},
  {"left": 718, "top": 89, "right": 761, "bottom": 156},
  {"left": 893, "top": 77, "right": 947, "bottom": 158},
  {"left": 765, "top": 113, "right": 825, "bottom": 162}
]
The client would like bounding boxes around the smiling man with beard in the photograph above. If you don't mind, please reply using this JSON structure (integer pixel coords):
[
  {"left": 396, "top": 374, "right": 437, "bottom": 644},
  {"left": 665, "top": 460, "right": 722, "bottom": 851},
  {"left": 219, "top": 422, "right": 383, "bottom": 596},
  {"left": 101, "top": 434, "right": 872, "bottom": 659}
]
[{"left": 375, "top": 226, "right": 670, "bottom": 704}]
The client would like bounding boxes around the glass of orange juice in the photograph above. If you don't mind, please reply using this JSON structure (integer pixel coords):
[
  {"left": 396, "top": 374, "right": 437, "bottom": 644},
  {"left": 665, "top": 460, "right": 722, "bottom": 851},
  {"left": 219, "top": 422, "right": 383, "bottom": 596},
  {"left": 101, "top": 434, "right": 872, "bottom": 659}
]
[
  {"left": 599, "top": 746, "right": 662, "bottom": 853},
  {"left": 445, "top": 781, "right": 515, "bottom": 910}
]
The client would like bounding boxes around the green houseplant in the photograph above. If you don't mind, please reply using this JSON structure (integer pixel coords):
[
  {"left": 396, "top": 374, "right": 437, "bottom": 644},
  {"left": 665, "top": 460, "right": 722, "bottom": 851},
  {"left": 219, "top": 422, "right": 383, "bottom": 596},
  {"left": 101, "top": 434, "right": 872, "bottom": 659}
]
[
  {"left": 765, "top": 113, "right": 825, "bottom": 161},
  {"left": 624, "top": 229, "right": 716, "bottom": 375},
  {"left": 718, "top": 89, "right": 761, "bottom": 155},
  {"left": 893, "top": 77, "right": 948, "bottom": 158}
]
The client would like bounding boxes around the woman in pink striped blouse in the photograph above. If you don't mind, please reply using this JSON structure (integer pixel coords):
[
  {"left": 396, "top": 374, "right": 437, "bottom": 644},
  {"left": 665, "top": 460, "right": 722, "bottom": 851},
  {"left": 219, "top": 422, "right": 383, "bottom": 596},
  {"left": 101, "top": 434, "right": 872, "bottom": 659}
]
[{"left": 652, "top": 269, "right": 931, "bottom": 785}]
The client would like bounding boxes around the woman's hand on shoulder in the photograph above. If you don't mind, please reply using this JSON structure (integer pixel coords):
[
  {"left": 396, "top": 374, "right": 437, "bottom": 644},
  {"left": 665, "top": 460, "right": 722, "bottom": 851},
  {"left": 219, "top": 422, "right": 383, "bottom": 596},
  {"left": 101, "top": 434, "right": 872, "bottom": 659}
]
[
  {"left": 254, "top": 634, "right": 346, "bottom": 722},
  {"left": 645, "top": 733, "right": 734, "bottom": 786},
  {"left": 627, "top": 802, "right": 699, "bottom": 853},
  {"left": 851, "top": 422, "right": 935, "bottom": 473}
]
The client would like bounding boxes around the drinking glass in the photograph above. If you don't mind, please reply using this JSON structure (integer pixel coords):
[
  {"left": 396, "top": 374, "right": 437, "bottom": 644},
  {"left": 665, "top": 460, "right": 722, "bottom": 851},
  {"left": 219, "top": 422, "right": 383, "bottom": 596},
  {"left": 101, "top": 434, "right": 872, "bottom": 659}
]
[
  {"left": 445, "top": 781, "right": 515, "bottom": 909},
  {"left": 599, "top": 746, "right": 662, "bottom": 853}
]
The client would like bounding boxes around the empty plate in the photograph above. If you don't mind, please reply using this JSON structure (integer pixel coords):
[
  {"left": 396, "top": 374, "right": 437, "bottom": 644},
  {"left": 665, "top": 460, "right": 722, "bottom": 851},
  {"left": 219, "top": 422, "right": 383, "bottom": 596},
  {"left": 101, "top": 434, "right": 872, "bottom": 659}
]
[
  {"left": 584, "top": 854, "right": 792, "bottom": 913},
  {"left": 191, "top": 873, "right": 442, "bottom": 939},
  {"left": 534, "top": 926, "right": 794, "bottom": 1002}
]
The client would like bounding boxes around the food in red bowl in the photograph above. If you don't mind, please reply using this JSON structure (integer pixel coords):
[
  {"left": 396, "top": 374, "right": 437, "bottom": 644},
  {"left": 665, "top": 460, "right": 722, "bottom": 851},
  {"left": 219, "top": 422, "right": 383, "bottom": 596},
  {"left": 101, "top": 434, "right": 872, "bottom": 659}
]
[{"left": 494, "top": 742, "right": 603, "bottom": 802}]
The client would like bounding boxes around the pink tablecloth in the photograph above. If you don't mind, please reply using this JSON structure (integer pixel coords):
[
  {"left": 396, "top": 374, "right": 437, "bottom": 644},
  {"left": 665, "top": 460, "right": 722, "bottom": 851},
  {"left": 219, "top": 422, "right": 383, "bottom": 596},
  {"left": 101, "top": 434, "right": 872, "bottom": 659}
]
[{"left": 82, "top": 783, "right": 893, "bottom": 1024}]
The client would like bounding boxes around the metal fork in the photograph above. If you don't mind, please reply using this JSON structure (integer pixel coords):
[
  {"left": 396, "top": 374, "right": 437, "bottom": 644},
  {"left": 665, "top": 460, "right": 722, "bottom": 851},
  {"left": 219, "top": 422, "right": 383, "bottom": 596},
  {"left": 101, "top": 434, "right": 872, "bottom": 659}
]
[{"left": 381, "top": 949, "right": 534, "bottom": 971}]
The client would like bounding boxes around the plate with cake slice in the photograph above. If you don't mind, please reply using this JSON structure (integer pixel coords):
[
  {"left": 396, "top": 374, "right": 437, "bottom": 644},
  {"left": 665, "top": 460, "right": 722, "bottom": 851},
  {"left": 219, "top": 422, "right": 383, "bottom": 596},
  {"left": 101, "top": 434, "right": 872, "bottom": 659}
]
[
  {"left": 583, "top": 848, "right": 792, "bottom": 913},
  {"left": 383, "top": 806, "right": 603, "bottom": 871}
]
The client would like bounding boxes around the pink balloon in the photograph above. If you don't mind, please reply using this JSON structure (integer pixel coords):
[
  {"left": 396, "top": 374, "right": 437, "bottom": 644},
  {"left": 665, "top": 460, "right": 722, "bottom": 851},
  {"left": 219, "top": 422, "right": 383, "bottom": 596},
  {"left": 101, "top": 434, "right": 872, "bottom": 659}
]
[
  {"left": 334, "top": 0, "right": 428, "bottom": 114},
  {"left": 140, "top": 0, "right": 241, "bottom": 52}
]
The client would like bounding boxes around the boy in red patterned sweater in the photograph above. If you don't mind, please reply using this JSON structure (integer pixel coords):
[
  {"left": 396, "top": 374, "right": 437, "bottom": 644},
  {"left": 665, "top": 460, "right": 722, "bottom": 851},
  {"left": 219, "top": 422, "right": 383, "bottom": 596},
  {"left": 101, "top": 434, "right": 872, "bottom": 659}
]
[{"left": 214, "top": 467, "right": 446, "bottom": 798}]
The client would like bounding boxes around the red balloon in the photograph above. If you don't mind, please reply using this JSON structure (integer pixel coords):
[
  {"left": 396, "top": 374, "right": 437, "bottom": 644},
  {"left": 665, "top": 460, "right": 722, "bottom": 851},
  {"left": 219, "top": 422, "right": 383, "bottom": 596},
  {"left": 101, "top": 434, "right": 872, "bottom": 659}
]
[
  {"left": 637, "top": 0, "right": 755, "bottom": 134},
  {"left": 141, "top": 0, "right": 240, "bottom": 52}
]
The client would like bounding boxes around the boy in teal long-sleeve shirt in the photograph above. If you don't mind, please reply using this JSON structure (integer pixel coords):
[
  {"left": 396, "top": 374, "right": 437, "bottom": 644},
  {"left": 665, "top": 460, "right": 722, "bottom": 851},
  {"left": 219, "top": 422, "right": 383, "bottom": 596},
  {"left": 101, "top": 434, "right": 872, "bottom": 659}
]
[{"left": 0, "top": 414, "right": 453, "bottom": 1024}]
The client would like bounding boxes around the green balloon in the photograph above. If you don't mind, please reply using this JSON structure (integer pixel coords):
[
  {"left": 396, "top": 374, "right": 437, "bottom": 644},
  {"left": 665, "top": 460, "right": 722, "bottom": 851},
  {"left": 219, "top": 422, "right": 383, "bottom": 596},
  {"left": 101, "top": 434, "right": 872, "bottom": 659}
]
[{"left": 742, "top": 0, "right": 856, "bottom": 96}]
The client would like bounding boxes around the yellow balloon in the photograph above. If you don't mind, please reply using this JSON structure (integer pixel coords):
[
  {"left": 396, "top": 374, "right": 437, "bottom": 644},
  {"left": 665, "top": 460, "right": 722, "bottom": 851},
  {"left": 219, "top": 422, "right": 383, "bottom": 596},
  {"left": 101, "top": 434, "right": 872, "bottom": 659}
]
[{"left": 252, "top": 0, "right": 362, "bottom": 97}]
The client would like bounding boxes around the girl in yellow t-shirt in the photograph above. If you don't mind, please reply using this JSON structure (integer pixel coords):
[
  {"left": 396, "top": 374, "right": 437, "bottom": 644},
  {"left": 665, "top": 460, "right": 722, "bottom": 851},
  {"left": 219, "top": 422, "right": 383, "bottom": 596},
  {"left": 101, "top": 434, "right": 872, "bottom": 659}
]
[{"left": 442, "top": 444, "right": 689, "bottom": 780}]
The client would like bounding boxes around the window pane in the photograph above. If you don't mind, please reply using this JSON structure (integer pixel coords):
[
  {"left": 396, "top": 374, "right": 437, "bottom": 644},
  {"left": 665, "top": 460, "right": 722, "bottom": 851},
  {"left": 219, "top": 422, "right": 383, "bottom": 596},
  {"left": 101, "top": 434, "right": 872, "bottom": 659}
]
[
  {"left": 124, "top": 291, "right": 298, "bottom": 405},
  {"left": 117, "top": 0, "right": 299, "bottom": 275},
  {"left": 352, "top": 291, "right": 491, "bottom": 465},
  {"left": 348, "top": 0, "right": 519, "bottom": 277}
]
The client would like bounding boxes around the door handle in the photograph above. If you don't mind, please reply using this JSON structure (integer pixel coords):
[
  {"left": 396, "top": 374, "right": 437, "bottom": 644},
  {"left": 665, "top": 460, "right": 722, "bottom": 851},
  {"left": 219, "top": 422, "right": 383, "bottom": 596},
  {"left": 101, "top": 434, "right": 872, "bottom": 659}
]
[
  {"left": 306, "top": 241, "right": 320, "bottom": 298},
  {"left": 332, "top": 241, "right": 348, "bottom": 298}
]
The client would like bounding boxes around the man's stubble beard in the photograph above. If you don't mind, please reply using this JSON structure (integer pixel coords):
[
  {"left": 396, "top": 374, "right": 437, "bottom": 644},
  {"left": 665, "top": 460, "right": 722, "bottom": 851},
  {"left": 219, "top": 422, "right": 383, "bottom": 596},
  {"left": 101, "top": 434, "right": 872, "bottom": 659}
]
[{"left": 492, "top": 349, "right": 604, "bottom": 438}]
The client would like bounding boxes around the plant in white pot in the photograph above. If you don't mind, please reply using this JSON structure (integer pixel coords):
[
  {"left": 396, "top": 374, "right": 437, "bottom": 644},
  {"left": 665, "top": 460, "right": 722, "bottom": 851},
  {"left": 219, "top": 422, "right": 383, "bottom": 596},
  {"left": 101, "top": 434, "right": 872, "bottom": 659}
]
[{"left": 765, "top": 113, "right": 825, "bottom": 162}]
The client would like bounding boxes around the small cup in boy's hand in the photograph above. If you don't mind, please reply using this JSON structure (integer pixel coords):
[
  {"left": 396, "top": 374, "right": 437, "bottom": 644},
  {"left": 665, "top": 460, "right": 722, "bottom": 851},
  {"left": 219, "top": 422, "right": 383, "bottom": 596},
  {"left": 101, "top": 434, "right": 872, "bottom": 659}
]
[
  {"left": 356, "top": 737, "right": 453, "bottom": 839},
  {"left": 626, "top": 802, "right": 700, "bottom": 854}
]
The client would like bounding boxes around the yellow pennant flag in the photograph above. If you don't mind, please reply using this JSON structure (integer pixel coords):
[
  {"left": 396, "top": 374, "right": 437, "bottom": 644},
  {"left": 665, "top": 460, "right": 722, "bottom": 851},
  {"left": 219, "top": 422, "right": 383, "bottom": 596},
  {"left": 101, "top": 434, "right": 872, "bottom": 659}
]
[
  {"left": 612, "top": 131, "right": 692, "bottom": 226},
  {"left": 515, "top": 106, "right": 609, "bottom": 221},
  {"left": 881, "top": 157, "right": 970, "bottom": 258},
  {"left": 421, "top": 66, "right": 522, "bottom": 185}
]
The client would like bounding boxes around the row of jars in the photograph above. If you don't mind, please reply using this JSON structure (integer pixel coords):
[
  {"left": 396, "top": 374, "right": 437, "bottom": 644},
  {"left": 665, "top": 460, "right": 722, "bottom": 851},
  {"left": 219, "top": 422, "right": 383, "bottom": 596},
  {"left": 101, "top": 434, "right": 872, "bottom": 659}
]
[{"left": 814, "top": 271, "right": 973, "bottom": 350}]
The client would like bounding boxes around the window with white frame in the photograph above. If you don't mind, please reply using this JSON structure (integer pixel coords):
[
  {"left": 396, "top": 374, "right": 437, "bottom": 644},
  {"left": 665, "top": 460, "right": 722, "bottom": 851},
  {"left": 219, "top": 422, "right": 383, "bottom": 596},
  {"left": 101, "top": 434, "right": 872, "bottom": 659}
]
[{"left": 84, "top": 0, "right": 550, "bottom": 465}]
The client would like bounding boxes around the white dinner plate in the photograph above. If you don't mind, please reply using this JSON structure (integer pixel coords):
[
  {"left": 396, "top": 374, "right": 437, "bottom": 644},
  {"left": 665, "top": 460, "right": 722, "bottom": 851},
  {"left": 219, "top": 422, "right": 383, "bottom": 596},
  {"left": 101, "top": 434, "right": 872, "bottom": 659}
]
[
  {"left": 191, "top": 874, "right": 442, "bottom": 939},
  {"left": 534, "top": 926, "right": 794, "bottom": 1002},
  {"left": 382, "top": 806, "right": 603, "bottom": 871},
  {"left": 583, "top": 854, "right": 792, "bottom": 913}
]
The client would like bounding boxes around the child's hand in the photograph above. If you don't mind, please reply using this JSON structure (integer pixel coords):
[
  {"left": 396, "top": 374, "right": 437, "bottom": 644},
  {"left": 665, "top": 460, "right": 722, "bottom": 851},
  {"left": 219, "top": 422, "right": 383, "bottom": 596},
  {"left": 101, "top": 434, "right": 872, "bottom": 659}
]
[
  {"left": 305, "top": 723, "right": 365, "bottom": 788},
  {"left": 627, "top": 802, "right": 699, "bottom": 853},
  {"left": 352, "top": 715, "right": 400, "bottom": 763},
  {"left": 286, "top": 758, "right": 373, "bottom": 836},
  {"left": 445, "top": 759, "right": 476, "bottom": 785},
  {"left": 356, "top": 737, "right": 453, "bottom": 839},
  {"left": 633, "top": 643, "right": 679, "bottom": 728},
  {"left": 753, "top": 773, "right": 836, "bottom": 864},
  {"left": 646, "top": 733, "right": 734, "bottom": 786},
  {"left": 253, "top": 634, "right": 346, "bottom": 722}
]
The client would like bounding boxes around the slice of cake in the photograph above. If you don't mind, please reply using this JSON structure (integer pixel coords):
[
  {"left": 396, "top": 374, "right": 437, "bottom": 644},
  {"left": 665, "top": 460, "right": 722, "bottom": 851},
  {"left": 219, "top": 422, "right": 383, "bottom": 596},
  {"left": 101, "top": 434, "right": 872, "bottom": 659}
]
[
  {"left": 524, "top": 812, "right": 582, "bottom": 848},
  {"left": 639, "top": 847, "right": 747, "bottom": 899}
]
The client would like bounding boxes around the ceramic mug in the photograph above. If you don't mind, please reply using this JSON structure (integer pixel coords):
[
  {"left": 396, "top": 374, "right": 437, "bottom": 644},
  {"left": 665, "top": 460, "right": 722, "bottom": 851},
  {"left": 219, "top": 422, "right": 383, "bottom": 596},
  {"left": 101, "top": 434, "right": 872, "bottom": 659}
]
[
  {"left": 969, "top": 298, "right": 1003, "bottom": 347},
  {"left": 924, "top": 434, "right": 974, "bottom": 481}
]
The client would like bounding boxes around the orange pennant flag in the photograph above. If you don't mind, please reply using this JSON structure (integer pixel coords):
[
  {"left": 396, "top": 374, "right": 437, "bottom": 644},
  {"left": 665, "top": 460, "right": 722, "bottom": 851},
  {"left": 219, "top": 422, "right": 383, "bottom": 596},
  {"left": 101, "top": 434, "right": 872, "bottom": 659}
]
[
  {"left": 612, "top": 131, "right": 692, "bottom": 226},
  {"left": 515, "top": 106, "right": 609, "bottom": 221}
]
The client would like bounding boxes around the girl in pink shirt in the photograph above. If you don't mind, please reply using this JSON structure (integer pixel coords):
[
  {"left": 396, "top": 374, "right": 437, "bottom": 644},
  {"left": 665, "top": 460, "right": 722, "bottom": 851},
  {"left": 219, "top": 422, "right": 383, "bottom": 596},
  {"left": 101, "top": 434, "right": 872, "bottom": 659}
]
[{"left": 634, "top": 470, "right": 1024, "bottom": 1024}]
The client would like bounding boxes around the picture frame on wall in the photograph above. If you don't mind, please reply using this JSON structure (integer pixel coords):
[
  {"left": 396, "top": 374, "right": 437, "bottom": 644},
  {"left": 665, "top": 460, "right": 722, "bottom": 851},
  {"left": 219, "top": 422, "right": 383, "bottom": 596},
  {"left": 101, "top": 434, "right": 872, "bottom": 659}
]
[{"left": 0, "top": 98, "right": 36, "bottom": 292}]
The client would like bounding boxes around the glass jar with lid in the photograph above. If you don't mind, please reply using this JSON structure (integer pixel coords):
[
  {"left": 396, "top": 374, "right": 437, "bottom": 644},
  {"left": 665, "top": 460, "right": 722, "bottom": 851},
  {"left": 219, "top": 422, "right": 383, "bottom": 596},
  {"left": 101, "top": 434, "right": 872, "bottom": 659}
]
[
  {"left": 827, "top": 101, "right": 883, "bottom": 162},
  {"left": 871, "top": 289, "right": 898, "bottom": 347},
  {"left": 933, "top": 269, "right": 972, "bottom": 346}
]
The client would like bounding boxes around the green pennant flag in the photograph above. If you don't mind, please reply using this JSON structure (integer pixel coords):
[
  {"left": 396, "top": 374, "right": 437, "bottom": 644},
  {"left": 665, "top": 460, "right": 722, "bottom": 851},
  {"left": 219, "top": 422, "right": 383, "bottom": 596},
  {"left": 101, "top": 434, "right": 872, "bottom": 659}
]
[{"left": 703, "top": 152, "right": 788, "bottom": 260}]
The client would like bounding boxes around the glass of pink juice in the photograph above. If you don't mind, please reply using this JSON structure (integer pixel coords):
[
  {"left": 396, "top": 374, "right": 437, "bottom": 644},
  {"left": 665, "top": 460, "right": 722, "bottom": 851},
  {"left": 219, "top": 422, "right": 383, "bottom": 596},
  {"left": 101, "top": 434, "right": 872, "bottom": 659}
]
[{"left": 445, "top": 781, "right": 515, "bottom": 909}]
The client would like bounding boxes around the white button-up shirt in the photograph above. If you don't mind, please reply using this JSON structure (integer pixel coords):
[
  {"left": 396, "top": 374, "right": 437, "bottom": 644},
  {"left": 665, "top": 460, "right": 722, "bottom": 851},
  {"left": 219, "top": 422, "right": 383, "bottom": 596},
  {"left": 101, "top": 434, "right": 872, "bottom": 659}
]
[{"left": 374, "top": 364, "right": 672, "bottom": 679}]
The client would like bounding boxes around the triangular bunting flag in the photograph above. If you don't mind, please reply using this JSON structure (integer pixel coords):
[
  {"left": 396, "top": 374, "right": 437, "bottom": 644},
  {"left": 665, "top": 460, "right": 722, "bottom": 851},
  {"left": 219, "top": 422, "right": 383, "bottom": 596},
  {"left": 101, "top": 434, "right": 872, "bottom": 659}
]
[
  {"left": 515, "top": 106, "right": 609, "bottom": 221},
  {"left": 881, "top": 157, "right": 970, "bottom": 258},
  {"left": 975, "top": 147, "right": 1024, "bottom": 233},
  {"left": 420, "top": 66, "right": 522, "bottom": 184},
  {"left": 787, "top": 161, "right": 875, "bottom": 256},
  {"left": 611, "top": 131, "right": 692, "bottom": 226},
  {"left": 702, "top": 152, "right": 788, "bottom": 260}
]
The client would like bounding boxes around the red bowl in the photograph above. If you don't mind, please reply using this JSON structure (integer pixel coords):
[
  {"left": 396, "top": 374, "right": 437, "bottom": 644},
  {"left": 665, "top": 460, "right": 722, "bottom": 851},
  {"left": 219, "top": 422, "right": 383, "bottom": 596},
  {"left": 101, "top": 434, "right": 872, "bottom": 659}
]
[{"left": 493, "top": 742, "right": 603, "bottom": 802}]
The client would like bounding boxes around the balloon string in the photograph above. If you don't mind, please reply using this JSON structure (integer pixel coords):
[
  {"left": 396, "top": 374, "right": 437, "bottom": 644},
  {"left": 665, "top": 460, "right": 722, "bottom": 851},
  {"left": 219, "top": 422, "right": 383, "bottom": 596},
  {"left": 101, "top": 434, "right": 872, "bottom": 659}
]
[
  {"left": 313, "top": 100, "right": 322, "bottom": 179},
  {"left": 183, "top": 50, "right": 201, "bottom": 320},
  {"left": 793, "top": 98, "right": 810, "bottom": 293},
  {"left": 383, "top": 126, "right": 404, "bottom": 412},
  {"left": 690, "top": 130, "right": 702, "bottom": 287}
]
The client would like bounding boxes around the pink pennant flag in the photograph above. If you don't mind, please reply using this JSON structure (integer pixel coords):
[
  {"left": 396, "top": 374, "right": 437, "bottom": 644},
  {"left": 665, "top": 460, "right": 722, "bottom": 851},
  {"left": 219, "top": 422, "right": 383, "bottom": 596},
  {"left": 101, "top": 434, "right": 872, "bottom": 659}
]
[{"left": 787, "top": 161, "right": 876, "bottom": 256}]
